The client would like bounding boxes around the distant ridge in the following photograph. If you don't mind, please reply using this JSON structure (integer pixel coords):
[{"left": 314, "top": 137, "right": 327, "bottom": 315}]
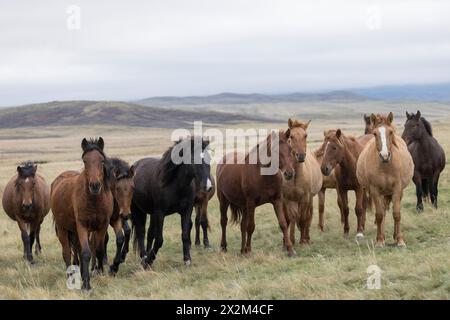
[
  {"left": 136, "top": 90, "right": 369, "bottom": 107},
  {"left": 0, "top": 100, "right": 268, "bottom": 129}
]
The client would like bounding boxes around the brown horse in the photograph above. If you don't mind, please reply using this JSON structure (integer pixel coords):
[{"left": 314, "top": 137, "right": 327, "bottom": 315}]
[
  {"left": 98, "top": 158, "right": 135, "bottom": 275},
  {"left": 320, "top": 129, "right": 372, "bottom": 238},
  {"left": 2, "top": 162, "right": 50, "bottom": 263},
  {"left": 217, "top": 130, "right": 295, "bottom": 256},
  {"left": 402, "top": 111, "right": 445, "bottom": 212},
  {"left": 357, "top": 113, "right": 414, "bottom": 247},
  {"left": 194, "top": 175, "right": 215, "bottom": 248},
  {"left": 51, "top": 138, "right": 113, "bottom": 290},
  {"left": 364, "top": 114, "right": 375, "bottom": 134},
  {"left": 282, "top": 119, "right": 323, "bottom": 245}
]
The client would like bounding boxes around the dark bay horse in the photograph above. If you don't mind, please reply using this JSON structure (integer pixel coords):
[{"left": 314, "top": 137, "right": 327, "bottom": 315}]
[
  {"left": 131, "top": 136, "right": 212, "bottom": 268},
  {"left": 216, "top": 130, "right": 295, "bottom": 256},
  {"left": 320, "top": 130, "right": 372, "bottom": 238},
  {"left": 194, "top": 175, "right": 215, "bottom": 248},
  {"left": 99, "top": 158, "right": 135, "bottom": 275},
  {"left": 2, "top": 162, "right": 50, "bottom": 263},
  {"left": 51, "top": 138, "right": 113, "bottom": 290},
  {"left": 402, "top": 111, "right": 445, "bottom": 212}
]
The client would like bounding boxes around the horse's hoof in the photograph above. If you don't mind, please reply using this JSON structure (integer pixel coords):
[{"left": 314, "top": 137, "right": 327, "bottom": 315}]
[
  {"left": 397, "top": 241, "right": 406, "bottom": 248},
  {"left": 416, "top": 204, "right": 424, "bottom": 213},
  {"left": 287, "top": 249, "right": 296, "bottom": 257},
  {"left": 184, "top": 259, "right": 192, "bottom": 266},
  {"left": 318, "top": 226, "right": 324, "bottom": 232},
  {"left": 343, "top": 233, "right": 349, "bottom": 239},
  {"left": 29, "top": 260, "right": 36, "bottom": 265},
  {"left": 220, "top": 246, "right": 227, "bottom": 253},
  {"left": 356, "top": 233, "right": 364, "bottom": 241},
  {"left": 195, "top": 241, "right": 201, "bottom": 247},
  {"left": 109, "top": 266, "right": 118, "bottom": 276},
  {"left": 375, "top": 241, "right": 385, "bottom": 248}
]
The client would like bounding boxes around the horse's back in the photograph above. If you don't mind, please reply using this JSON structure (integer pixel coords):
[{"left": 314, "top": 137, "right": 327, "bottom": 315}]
[{"left": 51, "top": 170, "right": 79, "bottom": 231}]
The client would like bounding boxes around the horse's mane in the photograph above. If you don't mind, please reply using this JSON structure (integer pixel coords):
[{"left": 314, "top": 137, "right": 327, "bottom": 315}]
[
  {"left": 107, "top": 157, "right": 133, "bottom": 180},
  {"left": 372, "top": 114, "right": 397, "bottom": 132},
  {"left": 288, "top": 119, "right": 309, "bottom": 130},
  {"left": 158, "top": 136, "right": 208, "bottom": 186},
  {"left": 420, "top": 117, "right": 433, "bottom": 137},
  {"left": 17, "top": 161, "right": 36, "bottom": 178},
  {"left": 81, "top": 138, "right": 106, "bottom": 159},
  {"left": 246, "top": 130, "right": 285, "bottom": 166}
]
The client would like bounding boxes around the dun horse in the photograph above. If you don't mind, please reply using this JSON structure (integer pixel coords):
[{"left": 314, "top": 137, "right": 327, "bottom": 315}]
[
  {"left": 194, "top": 174, "right": 215, "bottom": 248},
  {"left": 216, "top": 130, "right": 295, "bottom": 256},
  {"left": 357, "top": 113, "right": 414, "bottom": 247},
  {"left": 402, "top": 111, "right": 445, "bottom": 212},
  {"left": 282, "top": 119, "right": 323, "bottom": 245},
  {"left": 320, "top": 129, "right": 372, "bottom": 238},
  {"left": 2, "top": 162, "right": 50, "bottom": 263},
  {"left": 51, "top": 138, "right": 113, "bottom": 290},
  {"left": 131, "top": 136, "right": 212, "bottom": 268}
]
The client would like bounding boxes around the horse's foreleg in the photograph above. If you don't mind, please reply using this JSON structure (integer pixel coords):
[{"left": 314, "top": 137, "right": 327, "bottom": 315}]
[
  {"left": 200, "top": 201, "right": 210, "bottom": 248},
  {"left": 76, "top": 225, "right": 91, "bottom": 291},
  {"left": 372, "top": 190, "right": 385, "bottom": 247},
  {"left": 56, "top": 227, "right": 72, "bottom": 268},
  {"left": 17, "top": 219, "right": 33, "bottom": 264},
  {"left": 355, "top": 188, "right": 365, "bottom": 238},
  {"left": 318, "top": 188, "right": 325, "bottom": 232},
  {"left": 392, "top": 191, "right": 405, "bottom": 247},
  {"left": 121, "top": 218, "right": 131, "bottom": 261},
  {"left": 93, "top": 227, "right": 108, "bottom": 275},
  {"left": 338, "top": 189, "right": 349, "bottom": 237},
  {"left": 35, "top": 223, "right": 42, "bottom": 255},
  {"left": 109, "top": 219, "right": 125, "bottom": 276},
  {"left": 219, "top": 195, "right": 229, "bottom": 252},
  {"left": 413, "top": 174, "right": 424, "bottom": 212},
  {"left": 273, "top": 199, "right": 294, "bottom": 256},
  {"left": 180, "top": 207, "right": 193, "bottom": 265}
]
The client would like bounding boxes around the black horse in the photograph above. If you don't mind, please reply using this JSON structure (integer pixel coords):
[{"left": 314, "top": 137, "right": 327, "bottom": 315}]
[
  {"left": 402, "top": 111, "right": 446, "bottom": 212},
  {"left": 131, "top": 136, "right": 212, "bottom": 268}
]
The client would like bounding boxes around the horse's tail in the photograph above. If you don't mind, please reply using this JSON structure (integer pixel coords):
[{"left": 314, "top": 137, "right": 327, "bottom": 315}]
[
  {"left": 130, "top": 208, "right": 146, "bottom": 256},
  {"left": 229, "top": 204, "right": 243, "bottom": 224}
]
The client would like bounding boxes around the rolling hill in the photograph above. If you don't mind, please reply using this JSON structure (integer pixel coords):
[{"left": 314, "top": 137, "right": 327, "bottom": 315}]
[{"left": 0, "top": 100, "right": 269, "bottom": 129}]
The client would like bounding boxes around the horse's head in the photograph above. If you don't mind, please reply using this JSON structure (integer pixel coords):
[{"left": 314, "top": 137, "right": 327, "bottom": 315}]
[
  {"left": 278, "top": 129, "right": 295, "bottom": 180},
  {"left": 364, "top": 114, "right": 375, "bottom": 134},
  {"left": 81, "top": 137, "right": 107, "bottom": 195},
  {"left": 320, "top": 129, "right": 344, "bottom": 176},
  {"left": 287, "top": 118, "right": 310, "bottom": 163},
  {"left": 402, "top": 110, "right": 425, "bottom": 144},
  {"left": 371, "top": 112, "right": 396, "bottom": 163},
  {"left": 192, "top": 137, "right": 213, "bottom": 193},
  {"left": 15, "top": 161, "right": 38, "bottom": 212},
  {"left": 109, "top": 158, "right": 135, "bottom": 219}
]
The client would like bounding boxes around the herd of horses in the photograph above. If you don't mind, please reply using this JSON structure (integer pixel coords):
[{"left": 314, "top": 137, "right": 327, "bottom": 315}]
[{"left": 1, "top": 111, "right": 446, "bottom": 290}]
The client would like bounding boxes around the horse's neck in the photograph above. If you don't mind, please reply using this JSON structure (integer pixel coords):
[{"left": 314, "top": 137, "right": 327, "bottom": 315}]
[
  {"left": 173, "top": 165, "right": 194, "bottom": 189},
  {"left": 340, "top": 138, "right": 359, "bottom": 171}
]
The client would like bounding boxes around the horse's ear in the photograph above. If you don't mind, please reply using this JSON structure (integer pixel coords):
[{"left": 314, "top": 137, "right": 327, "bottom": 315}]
[
  {"left": 370, "top": 113, "right": 377, "bottom": 125},
  {"left": 288, "top": 118, "right": 293, "bottom": 129},
  {"left": 305, "top": 120, "right": 311, "bottom": 129},
  {"left": 17, "top": 166, "right": 23, "bottom": 176},
  {"left": 81, "top": 138, "right": 88, "bottom": 151},
  {"left": 323, "top": 130, "right": 327, "bottom": 137},
  {"left": 129, "top": 165, "right": 135, "bottom": 177},
  {"left": 285, "top": 128, "right": 291, "bottom": 139},
  {"left": 387, "top": 112, "right": 394, "bottom": 124},
  {"left": 364, "top": 114, "right": 370, "bottom": 124},
  {"left": 97, "top": 137, "right": 105, "bottom": 151},
  {"left": 336, "top": 129, "right": 342, "bottom": 139},
  {"left": 415, "top": 110, "right": 421, "bottom": 120},
  {"left": 405, "top": 111, "right": 411, "bottom": 119}
]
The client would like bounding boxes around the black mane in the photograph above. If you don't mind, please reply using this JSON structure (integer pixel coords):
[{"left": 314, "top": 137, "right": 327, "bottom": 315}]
[
  {"left": 108, "top": 157, "right": 133, "bottom": 180},
  {"left": 420, "top": 117, "right": 433, "bottom": 137},
  {"left": 17, "top": 161, "right": 37, "bottom": 178}
]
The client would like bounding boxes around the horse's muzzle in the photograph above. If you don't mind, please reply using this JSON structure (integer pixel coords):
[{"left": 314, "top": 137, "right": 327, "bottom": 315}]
[
  {"left": 321, "top": 165, "right": 332, "bottom": 176},
  {"left": 21, "top": 202, "right": 33, "bottom": 212},
  {"left": 379, "top": 152, "right": 392, "bottom": 163},
  {"left": 295, "top": 153, "right": 306, "bottom": 163},
  {"left": 89, "top": 182, "right": 102, "bottom": 195}
]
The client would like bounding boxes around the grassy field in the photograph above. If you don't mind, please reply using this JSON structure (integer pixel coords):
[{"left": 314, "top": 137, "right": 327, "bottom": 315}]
[{"left": 0, "top": 118, "right": 449, "bottom": 300}]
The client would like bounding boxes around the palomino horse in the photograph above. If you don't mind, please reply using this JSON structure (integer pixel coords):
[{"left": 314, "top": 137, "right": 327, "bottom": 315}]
[
  {"left": 357, "top": 113, "right": 414, "bottom": 247},
  {"left": 51, "top": 138, "right": 113, "bottom": 290},
  {"left": 194, "top": 174, "right": 215, "bottom": 248},
  {"left": 320, "top": 129, "right": 372, "bottom": 238},
  {"left": 98, "top": 157, "right": 135, "bottom": 275},
  {"left": 282, "top": 119, "right": 323, "bottom": 245},
  {"left": 131, "top": 137, "right": 212, "bottom": 268},
  {"left": 402, "top": 111, "right": 445, "bottom": 212},
  {"left": 2, "top": 162, "right": 50, "bottom": 263},
  {"left": 217, "top": 130, "right": 295, "bottom": 256}
]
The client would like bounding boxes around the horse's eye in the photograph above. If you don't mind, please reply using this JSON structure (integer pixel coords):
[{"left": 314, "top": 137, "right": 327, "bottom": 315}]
[{"left": 305, "top": 134, "right": 308, "bottom": 138}]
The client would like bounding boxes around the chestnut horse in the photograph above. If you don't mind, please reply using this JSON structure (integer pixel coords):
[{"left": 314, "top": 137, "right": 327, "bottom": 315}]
[
  {"left": 402, "top": 111, "right": 445, "bottom": 212},
  {"left": 357, "top": 113, "right": 414, "bottom": 247},
  {"left": 51, "top": 137, "right": 113, "bottom": 290},
  {"left": 2, "top": 162, "right": 50, "bottom": 263},
  {"left": 282, "top": 119, "right": 323, "bottom": 245},
  {"left": 193, "top": 174, "right": 215, "bottom": 248},
  {"left": 320, "top": 129, "right": 372, "bottom": 238},
  {"left": 217, "top": 130, "right": 295, "bottom": 256}
]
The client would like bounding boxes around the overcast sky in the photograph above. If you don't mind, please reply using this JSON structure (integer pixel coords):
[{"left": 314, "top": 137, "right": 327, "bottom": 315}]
[{"left": 1, "top": 0, "right": 449, "bottom": 106}]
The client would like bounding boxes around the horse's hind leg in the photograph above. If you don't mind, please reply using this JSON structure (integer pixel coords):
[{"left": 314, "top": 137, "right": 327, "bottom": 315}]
[
  {"left": 35, "top": 224, "right": 42, "bottom": 255},
  {"left": 338, "top": 189, "right": 350, "bottom": 237},
  {"left": 355, "top": 188, "right": 365, "bottom": 239},
  {"left": 200, "top": 201, "right": 210, "bottom": 248},
  {"left": 109, "top": 219, "right": 126, "bottom": 276},
  {"left": 219, "top": 194, "right": 229, "bottom": 252},
  {"left": 17, "top": 220, "right": 33, "bottom": 264},
  {"left": 143, "top": 213, "right": 165, "bottom": 268},
  {"left": 121, "top": 219, "right": 131, "bottom": 261},
  {"left": 430, "top": 173, "right": 440, "bottom": 209},
  {"left": 245, "top": 205, "right": 255, "bottom": 255},
  {"left": 422, "top": 179, "right": 429, "bottom": 203},
  {"left": 318, "top": 188, "right": 325, "bottom": 232},
  {"left": 194, "top": 205, "right": 201, "bottom": 246}
]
